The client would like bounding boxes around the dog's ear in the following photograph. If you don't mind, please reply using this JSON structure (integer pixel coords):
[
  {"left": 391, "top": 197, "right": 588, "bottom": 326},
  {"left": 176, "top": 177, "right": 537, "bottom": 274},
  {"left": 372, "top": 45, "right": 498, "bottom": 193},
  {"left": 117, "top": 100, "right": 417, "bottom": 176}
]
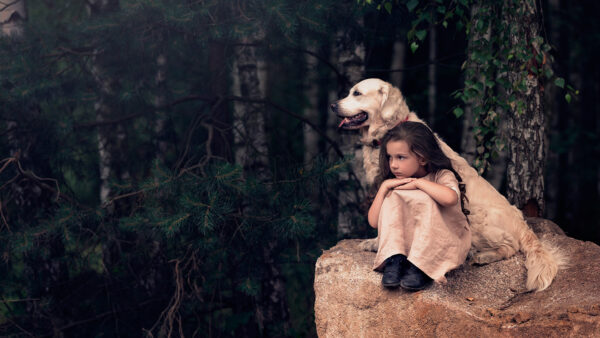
[
  {"left": 378, "top": 83, "right": 390, "bottom": 109},
  {"left": 380, "top": 85, "right": 401, "bottom": 123}
]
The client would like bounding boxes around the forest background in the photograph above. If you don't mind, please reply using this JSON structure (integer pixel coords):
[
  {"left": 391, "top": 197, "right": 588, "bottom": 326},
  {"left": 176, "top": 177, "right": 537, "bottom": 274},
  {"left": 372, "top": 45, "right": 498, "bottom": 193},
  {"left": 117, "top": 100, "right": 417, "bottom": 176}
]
[{"left": 0, "top": 0, "right": 598, "bottom": 336}]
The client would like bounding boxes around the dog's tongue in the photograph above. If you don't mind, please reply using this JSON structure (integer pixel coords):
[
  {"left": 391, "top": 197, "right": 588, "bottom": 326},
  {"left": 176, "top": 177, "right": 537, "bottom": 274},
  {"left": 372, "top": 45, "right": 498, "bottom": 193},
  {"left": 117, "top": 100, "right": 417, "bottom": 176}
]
[{"left": 338, "top": 118, "right": 350, "bottom": 128}]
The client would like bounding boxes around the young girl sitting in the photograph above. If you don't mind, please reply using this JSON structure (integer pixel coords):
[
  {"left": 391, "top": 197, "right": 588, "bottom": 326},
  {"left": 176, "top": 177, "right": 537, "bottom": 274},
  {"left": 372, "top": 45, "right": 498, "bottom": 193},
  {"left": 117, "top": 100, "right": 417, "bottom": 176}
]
[{"left": 368, "top": 122, "right": 471, "bottom": 291}]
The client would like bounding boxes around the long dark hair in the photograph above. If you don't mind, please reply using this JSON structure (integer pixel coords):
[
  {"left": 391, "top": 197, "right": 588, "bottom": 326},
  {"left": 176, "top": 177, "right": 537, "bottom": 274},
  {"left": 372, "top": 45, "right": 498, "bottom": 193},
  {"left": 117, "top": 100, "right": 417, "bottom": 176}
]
[{"left": 375, "top": 121, "right": 470, "bottom": 217}]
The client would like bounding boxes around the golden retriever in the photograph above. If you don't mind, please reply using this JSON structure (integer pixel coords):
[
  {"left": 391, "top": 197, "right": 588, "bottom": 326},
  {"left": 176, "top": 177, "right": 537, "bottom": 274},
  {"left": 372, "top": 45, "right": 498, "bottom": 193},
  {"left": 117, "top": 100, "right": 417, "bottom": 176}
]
[{"left": 331, "top": 78, "right": 564, "bottom": 291}]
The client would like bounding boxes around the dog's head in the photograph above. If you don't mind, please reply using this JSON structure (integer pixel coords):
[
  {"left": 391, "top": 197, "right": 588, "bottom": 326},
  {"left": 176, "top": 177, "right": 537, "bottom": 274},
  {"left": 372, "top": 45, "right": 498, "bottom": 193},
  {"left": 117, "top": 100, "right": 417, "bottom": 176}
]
[{"left": 330, "top": 78, "right": 410, "bottom": 143}]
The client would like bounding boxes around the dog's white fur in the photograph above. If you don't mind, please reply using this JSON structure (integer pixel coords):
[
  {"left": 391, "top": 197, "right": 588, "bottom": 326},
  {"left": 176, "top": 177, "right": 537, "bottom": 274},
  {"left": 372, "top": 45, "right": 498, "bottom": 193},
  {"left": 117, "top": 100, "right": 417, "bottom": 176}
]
[{"left": 333, "top": 78, "right": 565, "bottom": 291}]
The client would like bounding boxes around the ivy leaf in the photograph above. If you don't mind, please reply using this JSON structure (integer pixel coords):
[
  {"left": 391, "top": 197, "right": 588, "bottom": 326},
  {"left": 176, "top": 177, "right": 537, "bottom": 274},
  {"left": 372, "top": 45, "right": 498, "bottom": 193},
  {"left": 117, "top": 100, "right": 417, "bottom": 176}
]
[
  {"left": 442, "top": 21, "right": 448, "bottom": 28},
  {"left": 384, "top": 2, "right": 392, "bottom": 14},
  {"left": 410, "top": 41, "right": 419, "bottom": 53},
  {"left": 416, "top": 30, "right": 427, "bottom": 41},
  {"left": 407, "top": 0, "right": 419, "bottom": 12},
  {"left": 453, "top": 107, "right": 464, "bottom": 118},
  {"left": 554, "top": 77, "right": 565, "bottom": 89},
  {"left": 565, "top": 93, "right": 572, "bottom": 103}
]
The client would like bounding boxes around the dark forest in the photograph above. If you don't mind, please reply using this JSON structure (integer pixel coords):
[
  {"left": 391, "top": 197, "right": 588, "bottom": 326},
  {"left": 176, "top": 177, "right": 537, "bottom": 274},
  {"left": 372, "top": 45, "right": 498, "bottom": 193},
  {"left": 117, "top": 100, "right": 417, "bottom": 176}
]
[{"left": 0, "top": 0, "right": 598, "bottom": 336}]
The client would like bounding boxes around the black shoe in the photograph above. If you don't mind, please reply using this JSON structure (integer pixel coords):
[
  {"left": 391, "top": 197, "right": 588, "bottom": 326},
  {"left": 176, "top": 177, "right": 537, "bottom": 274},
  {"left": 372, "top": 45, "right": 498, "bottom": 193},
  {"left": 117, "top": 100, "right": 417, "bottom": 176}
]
[
  {"left": 400, "top": 262, "right": 432, "bottom": 291},
  {"left": 381, "top": 254, "right": 407, "bottom": 288}
]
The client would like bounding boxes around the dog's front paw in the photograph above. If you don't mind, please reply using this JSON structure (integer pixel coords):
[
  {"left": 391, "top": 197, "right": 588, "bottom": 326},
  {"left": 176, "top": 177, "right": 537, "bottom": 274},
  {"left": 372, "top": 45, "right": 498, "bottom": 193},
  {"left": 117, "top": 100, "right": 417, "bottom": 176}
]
[{"left": 358, "top": 238, "right": 378, "bottom": 252}]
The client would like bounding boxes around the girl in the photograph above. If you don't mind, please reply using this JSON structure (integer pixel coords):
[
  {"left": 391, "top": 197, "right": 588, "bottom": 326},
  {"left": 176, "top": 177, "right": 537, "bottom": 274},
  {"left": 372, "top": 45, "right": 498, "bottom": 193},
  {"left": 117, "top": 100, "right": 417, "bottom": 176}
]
[{"left": 368, "top": 122, "right": 471, "bottom": 291}]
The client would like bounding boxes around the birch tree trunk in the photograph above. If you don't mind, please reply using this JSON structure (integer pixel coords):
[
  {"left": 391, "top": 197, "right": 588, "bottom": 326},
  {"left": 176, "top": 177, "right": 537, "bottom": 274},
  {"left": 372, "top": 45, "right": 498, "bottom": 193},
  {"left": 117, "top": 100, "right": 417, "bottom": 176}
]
[
  {"left": 504, "top": 0, "right": 546, "bottom": 216},
  {"left": 233, "top": 30, "right": 288, "bottom": 334},
  {"left": 233, "top": 36, "right": 269, "bottom": 177},
  {"left": 335, "top": 27, "right": 366, "bottom": 237},
  {"left": 1, "top": 0, "right": 26, "bottom": 156},
  {"left": 87, "top": 0, "right": 125, "bottom": 205},
  {"left": 1, "top": 0, "right": 35, "bottom": 210}
]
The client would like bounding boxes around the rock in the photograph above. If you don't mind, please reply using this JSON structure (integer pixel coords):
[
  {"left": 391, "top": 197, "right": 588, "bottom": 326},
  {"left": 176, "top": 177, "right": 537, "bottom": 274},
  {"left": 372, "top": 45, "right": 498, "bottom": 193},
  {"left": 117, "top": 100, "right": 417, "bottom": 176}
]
[
  {"left": 525, "top": 217, "right": 566, "bottom": 236},
  {"left": 314, "top": 226, "right": 600, "bottom": 337}
]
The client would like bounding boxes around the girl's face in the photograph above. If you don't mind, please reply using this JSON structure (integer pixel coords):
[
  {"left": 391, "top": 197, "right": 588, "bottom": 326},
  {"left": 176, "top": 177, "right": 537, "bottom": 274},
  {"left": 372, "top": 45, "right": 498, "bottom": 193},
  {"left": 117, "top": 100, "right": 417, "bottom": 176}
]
[{"left": 386, "top": 140, "right": 428, "bottom": 178}]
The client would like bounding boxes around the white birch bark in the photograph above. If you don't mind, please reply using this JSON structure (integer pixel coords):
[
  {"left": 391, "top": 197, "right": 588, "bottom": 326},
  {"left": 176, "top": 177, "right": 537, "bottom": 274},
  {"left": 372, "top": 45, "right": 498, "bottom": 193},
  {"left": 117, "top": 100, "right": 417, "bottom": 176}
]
[
  {"left": 233, "top": 29, "right": 289, "bottom": 333},
  {"left": 87, "top": 0, "right": 123, "bottom": 204},
  {"left": 504, "top": 0, "right": 546, "bottom": 216},
  {"left": 233, "top": 34, "right": 269, "bottom": 177},
  {"left": 335, "top": 27, "right": 366, "bottom": 237},
  {"left": 1, "top": 0, "right": 28, "bottom": 207},
  {"left": 1, "top": 0, "right": 26, "bottom": 154}
]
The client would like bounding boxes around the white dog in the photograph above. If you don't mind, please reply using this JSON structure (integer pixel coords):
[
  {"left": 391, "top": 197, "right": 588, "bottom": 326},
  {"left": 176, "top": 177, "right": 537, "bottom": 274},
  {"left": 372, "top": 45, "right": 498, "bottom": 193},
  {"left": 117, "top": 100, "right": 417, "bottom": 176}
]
[{"left": 331, "top": 78, "right": 564, "bottom": 291}]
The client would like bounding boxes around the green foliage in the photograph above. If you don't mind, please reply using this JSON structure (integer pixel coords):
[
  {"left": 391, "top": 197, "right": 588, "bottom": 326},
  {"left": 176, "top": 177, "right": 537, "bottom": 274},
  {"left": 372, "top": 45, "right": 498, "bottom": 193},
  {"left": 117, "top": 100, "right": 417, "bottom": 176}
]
[
  {"left": 363, "top": 0, "right": 577, "bottom": 175},
  {"left": 0, "top": 0, "right": 354, "bottom": 336}
]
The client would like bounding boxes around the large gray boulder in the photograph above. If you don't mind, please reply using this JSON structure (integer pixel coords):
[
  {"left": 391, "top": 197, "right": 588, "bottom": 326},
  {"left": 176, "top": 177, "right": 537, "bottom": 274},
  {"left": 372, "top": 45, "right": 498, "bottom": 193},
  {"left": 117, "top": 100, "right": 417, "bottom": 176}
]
[{"left": 314, "top": 218, "right": 600, "bottom": 337}]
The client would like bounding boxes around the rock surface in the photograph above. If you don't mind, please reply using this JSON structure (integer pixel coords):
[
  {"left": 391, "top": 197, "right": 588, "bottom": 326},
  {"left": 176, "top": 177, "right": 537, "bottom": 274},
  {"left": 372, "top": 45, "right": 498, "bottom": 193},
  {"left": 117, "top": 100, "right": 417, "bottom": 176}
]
[{"left": 314, "top": 219, "right": 600, "bottom": 337}]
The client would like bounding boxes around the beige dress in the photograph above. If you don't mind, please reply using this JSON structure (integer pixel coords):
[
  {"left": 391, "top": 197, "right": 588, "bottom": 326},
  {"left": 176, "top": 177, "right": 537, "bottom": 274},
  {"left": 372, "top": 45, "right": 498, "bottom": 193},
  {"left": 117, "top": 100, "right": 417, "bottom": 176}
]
[{"left": 373, "top": 169, "right": 471, "bottom": 283}]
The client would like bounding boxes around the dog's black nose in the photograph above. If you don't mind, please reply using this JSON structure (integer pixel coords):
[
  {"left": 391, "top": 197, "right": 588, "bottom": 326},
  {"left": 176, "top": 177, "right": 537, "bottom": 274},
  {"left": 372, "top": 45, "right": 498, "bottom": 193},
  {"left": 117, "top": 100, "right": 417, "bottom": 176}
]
[{"left": 330, "top": 102, "right": 338, "bottom": 112}]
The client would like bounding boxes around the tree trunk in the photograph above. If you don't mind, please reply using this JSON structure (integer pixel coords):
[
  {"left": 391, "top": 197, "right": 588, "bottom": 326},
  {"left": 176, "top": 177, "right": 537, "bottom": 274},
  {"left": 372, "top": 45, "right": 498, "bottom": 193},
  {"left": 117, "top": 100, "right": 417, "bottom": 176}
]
[
  {"left": 335, "top": 24, "right": 366, "bottom": 237},
  {"left": 154, "top": 53, "right": 169, "bottom": 163},
  {"left": 504, "top": 0, "right": 546, "bottom": 216},
  {"left": 428, "top": 12, "right": 437, "bottom": 126},
  {"left": 460, "top": 4, "right": 485, "bottom": 170},
  {"left": 208, "top": 40, "right": 233, "bottom": 161},
  {"left": 1, "top": 0, "right": 26, "bottom": 157},
  {"left": 233, "top": 35, "right": 269, "bottom": 177},
  {"left": 390, "top": 41, "right": 405, "bottom": 89},
  {"left": 87, "top": 0, "right": 123, "bottom": 205},
  {"left": 544, "top": 0, "right": 564, "bottom": 222},
  {"left": 233, "top": 29, "right": 289, "bottom": 334},
  {"left": 303, "top": 43, "right": 321, "bottom": 165}
]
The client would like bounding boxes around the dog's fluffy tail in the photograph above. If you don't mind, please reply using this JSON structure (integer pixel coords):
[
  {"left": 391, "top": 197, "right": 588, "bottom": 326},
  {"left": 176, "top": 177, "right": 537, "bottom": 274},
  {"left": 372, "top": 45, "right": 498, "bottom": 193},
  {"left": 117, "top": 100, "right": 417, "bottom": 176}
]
[{"left": 519, "top": 228, "right": 566, "bottom": 291}]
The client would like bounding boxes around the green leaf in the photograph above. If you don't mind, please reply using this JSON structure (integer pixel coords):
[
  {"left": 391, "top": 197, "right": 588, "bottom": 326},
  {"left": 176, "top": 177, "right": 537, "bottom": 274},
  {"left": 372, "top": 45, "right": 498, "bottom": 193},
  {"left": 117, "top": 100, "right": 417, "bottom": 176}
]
[
  {"left": 407, "top": 0, "right": 419, "bottom": 12},
  {"left": 565, "top": 93, "right": 572, "bottom": 103},
  {"left": 474, "top": 82, "right": 484, "bottom": 92},
  {"left": 442, "top": 21, "right": 448, "bottom": 28},
  {"left": 437, "top": 5, "right": 446, "bottom": 14},
  {"left": 410, "top": 41, "right": 419, "bottom": 53},
  {"left": 416, "top": 30, "right": 427, "bottom": 41},
  {"left": 554, "top": 77, "right": 565, "bottom": 89},
  {"left": 384, "top": 2, "right": 392, "bottom": 14},
  {"left": 453, "top": 107, "right": 464, "bottom": 118}
]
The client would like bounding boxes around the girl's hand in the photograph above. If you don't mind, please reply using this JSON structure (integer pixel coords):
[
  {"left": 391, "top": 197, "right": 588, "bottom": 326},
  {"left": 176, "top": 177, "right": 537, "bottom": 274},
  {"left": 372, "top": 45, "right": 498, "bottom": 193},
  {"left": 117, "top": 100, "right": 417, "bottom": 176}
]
[
  {"left": 381, "top": 178, "right": 420, "bottom": 192},
  {"left": 391, "top": 177, "right": 420, "bottom": 190}
]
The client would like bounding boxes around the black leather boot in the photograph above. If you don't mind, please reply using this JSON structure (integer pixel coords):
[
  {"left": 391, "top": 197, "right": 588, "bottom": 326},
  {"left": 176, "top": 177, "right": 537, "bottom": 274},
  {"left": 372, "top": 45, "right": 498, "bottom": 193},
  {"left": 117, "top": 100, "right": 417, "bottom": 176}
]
[
  {"left": 381, "top": 254, "right": 407, "bottom": 288},
  {"left": 400, "top": 262, "right": 432, "bottom": 291}
]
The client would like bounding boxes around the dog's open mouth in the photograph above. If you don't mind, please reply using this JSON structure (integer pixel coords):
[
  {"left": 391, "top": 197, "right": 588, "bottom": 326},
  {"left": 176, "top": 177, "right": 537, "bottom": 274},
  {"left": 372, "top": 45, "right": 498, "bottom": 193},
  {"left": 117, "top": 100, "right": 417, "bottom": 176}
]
[{"left": 338, "top": 111, "right": 368, "bottom": 129}]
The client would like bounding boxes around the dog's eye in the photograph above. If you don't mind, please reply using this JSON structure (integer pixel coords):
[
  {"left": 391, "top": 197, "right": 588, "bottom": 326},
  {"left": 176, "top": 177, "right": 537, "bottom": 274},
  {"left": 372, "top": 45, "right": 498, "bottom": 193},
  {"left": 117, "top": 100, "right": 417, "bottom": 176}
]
[{"left": 353, "top": 90, "right": 361, "bottom": 96}]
